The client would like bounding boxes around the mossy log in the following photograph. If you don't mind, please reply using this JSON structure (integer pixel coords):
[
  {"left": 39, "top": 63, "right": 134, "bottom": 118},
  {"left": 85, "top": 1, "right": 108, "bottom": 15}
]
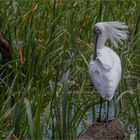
[{"left": 77, "top": 119, "right": 125, "bottom": 140}]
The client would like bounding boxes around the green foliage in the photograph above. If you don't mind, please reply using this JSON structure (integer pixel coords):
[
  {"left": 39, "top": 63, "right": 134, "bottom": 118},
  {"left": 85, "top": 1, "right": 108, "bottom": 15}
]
[{"left": 0, "top": 0, "right": 140, "bottom": 139}]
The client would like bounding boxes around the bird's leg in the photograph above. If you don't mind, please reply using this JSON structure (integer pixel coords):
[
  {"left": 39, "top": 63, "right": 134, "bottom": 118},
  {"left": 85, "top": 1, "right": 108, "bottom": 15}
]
[
  {"left": 103, "top": 100, "right": 110, "bottom": 128},
  {"left": 96, "top": 96, "right": 103, "bottom": 122},
  {"left": 104, "top": 100, "right": 110, "bottom": 122}
]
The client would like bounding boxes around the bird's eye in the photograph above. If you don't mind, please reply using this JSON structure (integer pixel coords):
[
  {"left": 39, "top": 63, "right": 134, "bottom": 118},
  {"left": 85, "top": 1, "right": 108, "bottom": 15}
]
[
  {"left": 94, "top": 27, "right": 99, "bottom": 32},
  {"left": 94, "top": 27, "right": 101, "bottom": 34}
]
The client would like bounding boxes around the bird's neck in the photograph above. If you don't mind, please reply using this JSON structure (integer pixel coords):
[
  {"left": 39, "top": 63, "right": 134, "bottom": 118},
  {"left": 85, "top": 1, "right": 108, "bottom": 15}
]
[
  {"left": 93, "top": 35, "right": 107, "bottom": 60},
  {"left": 96, "top": 37, "right": 106, "bottom": 49}
]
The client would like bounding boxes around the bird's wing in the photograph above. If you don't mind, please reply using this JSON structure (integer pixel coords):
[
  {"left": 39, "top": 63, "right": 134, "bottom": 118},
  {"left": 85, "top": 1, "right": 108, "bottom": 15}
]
[
  {"left": 89, "top": 61, "right": 102, "bottom": 87},
  {"left": 97, "top": 56, "right": 113, "bottom": 70},
  {"left": 89, "top": 58, "right": 120, "bottom": 100},
  {"left": 96, "top": 48, "right": 113, "bottom": 70}
]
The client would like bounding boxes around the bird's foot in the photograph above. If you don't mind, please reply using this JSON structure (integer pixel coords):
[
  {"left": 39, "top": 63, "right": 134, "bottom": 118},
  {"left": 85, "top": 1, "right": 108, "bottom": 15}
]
[
  {"left": 103, "top": 118, "right": 111, "bottom": 128},
  {"left": 103, "top": 117, "right": 109, "bottom": 123},
  {"left": 103, "top": 117, "right": 112, "bottom": 123},
  {"left": 96, "top": 117, "right": 102, "bottom": 122}
]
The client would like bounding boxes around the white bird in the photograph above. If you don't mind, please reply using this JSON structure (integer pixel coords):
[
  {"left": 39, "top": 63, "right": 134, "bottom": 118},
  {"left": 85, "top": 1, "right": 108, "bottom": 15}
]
[{"left": 89, "top": 21, "right": 128, "bottom": 122}]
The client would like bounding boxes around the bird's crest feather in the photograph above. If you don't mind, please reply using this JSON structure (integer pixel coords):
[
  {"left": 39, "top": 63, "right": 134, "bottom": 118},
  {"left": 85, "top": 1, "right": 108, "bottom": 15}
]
[{"left": 98, "top": 21, "right": 128, "bottom": 47}]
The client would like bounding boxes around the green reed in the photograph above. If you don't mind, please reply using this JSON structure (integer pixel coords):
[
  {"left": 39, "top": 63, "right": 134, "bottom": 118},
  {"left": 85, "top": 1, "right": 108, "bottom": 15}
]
[{"left": 0, "top": 0, "right": 140, "bottom": 139}]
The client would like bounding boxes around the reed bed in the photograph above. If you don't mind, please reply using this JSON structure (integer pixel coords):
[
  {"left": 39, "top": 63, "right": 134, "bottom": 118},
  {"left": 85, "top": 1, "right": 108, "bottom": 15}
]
[{"left": 0, "top": 0, "right": 140, "bottom": 139}]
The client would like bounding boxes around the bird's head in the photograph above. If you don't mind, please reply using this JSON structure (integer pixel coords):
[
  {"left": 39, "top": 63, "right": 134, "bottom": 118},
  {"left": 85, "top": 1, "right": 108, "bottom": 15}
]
[
  {"left": 93, "top": 23, "right": 106, "bottom": 36},
  {"left": 93, "top": 23, "right": 108, "bottom": 60},
  {"left": 93, "top": 21, "right": 128, "bottom": 48},
  {"left": 93, "top": 23, "right": 108, "bottom": 48},
  {"left": 92, "top": 21, "right": 128, "bottom": 60}
]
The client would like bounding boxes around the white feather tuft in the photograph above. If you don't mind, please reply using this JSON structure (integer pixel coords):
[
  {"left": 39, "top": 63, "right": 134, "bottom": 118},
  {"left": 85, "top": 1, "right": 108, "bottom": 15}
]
[{"left": 100, "top": 21, "right": 128, "bottom": 47}]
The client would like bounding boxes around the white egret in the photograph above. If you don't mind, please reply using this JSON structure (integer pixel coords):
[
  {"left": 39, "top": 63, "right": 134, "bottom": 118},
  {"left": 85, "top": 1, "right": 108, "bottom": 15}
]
[{"left": 89, "top": 22, "right": 128, "bottom": 122}]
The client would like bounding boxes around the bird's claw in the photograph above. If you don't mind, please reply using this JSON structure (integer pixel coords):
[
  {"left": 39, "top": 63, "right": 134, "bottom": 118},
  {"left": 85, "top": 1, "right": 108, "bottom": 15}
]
[
  {"left": 103, "top": 118, "right": 109, "bottom": 128},
  {"left": 103, "top": 118, "right": 109, "bottom": 122},
  {"left": 96, "top": 117, "right": 102, "bottom": 122}
]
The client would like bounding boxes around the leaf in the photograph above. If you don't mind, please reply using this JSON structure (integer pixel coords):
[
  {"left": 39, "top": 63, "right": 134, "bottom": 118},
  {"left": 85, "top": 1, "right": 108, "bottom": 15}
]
[{"left": 24, "top": 97, "right": 34, "bottom": 139}]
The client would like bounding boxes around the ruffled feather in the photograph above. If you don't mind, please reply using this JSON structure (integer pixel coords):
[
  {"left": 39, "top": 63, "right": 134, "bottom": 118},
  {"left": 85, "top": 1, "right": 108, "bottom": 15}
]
[{"left": 96, "top": 21, "right": 128, "bottom": 47}]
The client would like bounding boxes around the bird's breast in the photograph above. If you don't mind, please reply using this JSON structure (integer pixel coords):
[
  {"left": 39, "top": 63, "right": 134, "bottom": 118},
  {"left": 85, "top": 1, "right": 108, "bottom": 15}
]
[{"left": 89, "top": 47, "right": 122, "bottom": 100}]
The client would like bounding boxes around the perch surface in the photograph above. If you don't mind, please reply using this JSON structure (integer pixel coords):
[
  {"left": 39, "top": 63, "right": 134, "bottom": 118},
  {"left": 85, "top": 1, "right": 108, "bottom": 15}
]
[{"left": 77, "top": 119, "right": 125, "bottom": 140}]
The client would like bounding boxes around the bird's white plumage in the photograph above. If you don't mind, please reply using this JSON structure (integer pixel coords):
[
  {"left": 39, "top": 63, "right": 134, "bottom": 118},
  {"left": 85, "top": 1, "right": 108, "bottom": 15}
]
[
  {"left": 89, "top": 21, "right": 128, "bottom": 100},
  {"left": 89, "top": 47, "right": 121, "bottom": 100}
]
